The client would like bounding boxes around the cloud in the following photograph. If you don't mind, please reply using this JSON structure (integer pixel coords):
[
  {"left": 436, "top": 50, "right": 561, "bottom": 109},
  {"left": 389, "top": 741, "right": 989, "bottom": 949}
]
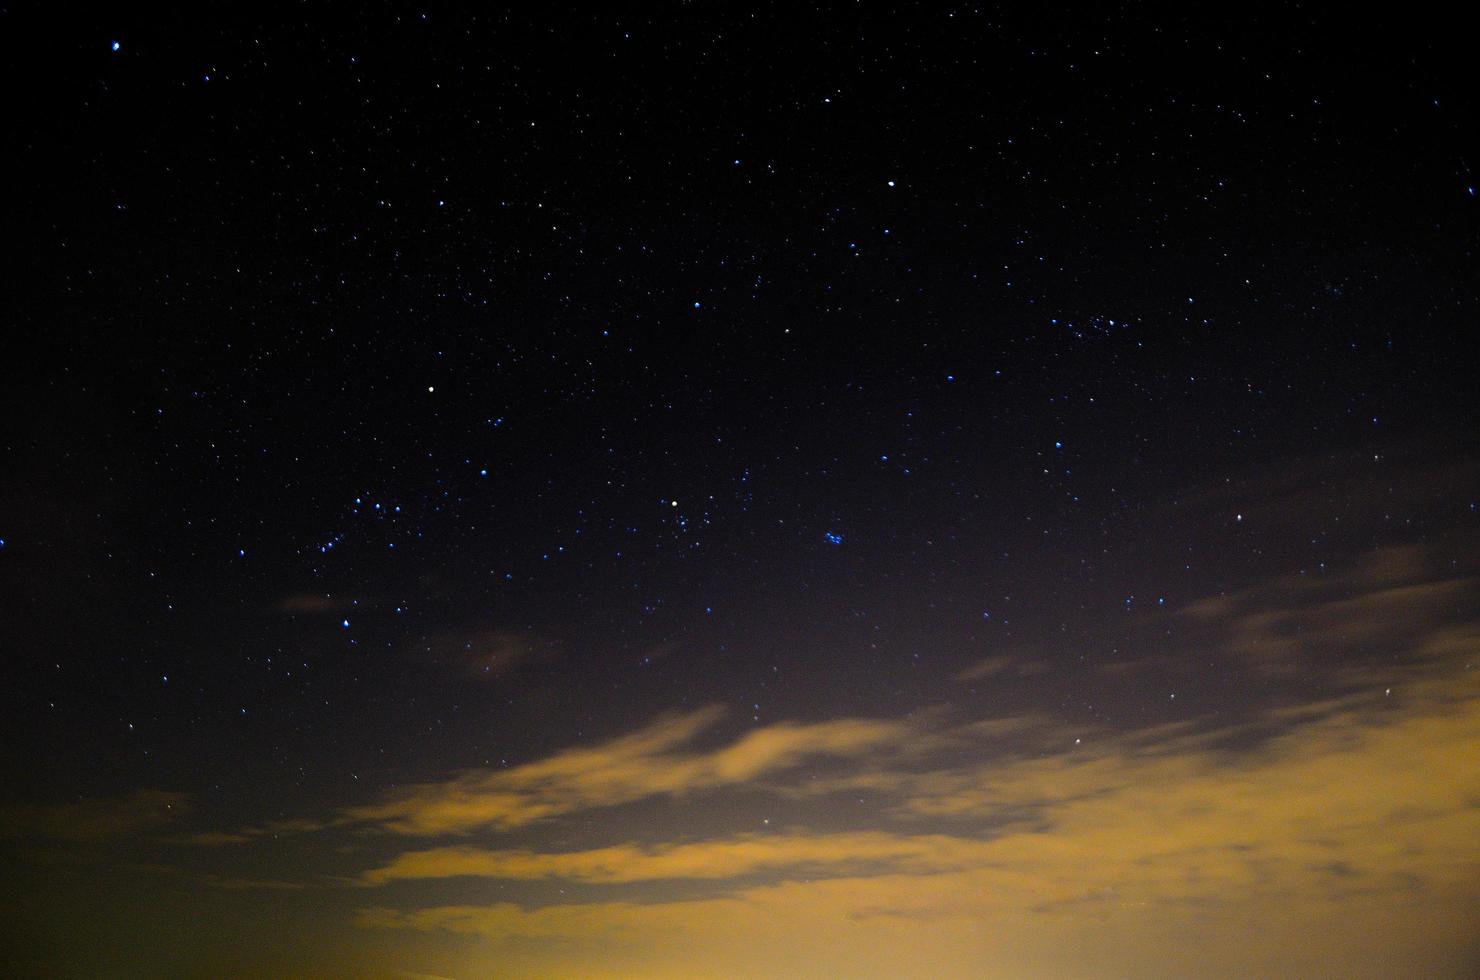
[
  {"left": 0, "top": 789, "right": 189, "bottom": 841},
  {"left": 1168, "top": 449, "right": 1480, "bottom": 537},
  {"left": 349, "top": 549, "right": 1480, "bottom": 976},
  {"left": 414, "top": 628, "right": 556, "bottom": 680},
  {"left": 124, "top": 542, "right": 1474, "bottom": 976},
  {"left": 356, "top": 658, "right": 1480, "bottom": 976},
  {"left": 178, "top": 831, "right": 252, "bottom": 846},
  {"left": 1178, "top": 545, "right": 1479, "bottom": 677},
  {"left": 276, "top": 593, "right": 343, "bottom": 614},
  {"left": 955, "top": 653, "right": 1050, "bottom": 682},
  {"left": 127, "top": 860, "right": 310, "bottom": 892},
  {"left": 341, "top": 707, "right": 909, "bottom": 835},
  {"left": 203, "top": 875, "right": 309, "bottom": 891},
  {"left": 358, "top": 831, "right": 1003, "bottom": 886}
]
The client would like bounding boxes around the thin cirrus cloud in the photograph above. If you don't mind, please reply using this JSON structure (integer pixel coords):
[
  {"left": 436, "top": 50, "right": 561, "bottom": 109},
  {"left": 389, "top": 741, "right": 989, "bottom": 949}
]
[
  {"left": 276, "top": 592, "right": 343, "bottom": 614},
  {"left": 357, "top": 831, "right": 1004, "bottom": 886},
  {"left": 64, "top": 544, "right": 1468, "bottom": 976},
  {"left": 339, "top": 706, "right": 910, "bottom": 835},
  {"left": 954, "top": 651, "right": 1051, "bottom": 683},
  {"left": 1177, "top": 545, "right": 1479, "bottom": 677},
  {"left": 355, "top": 653, "right": 1480, "bottom": 976},
  {"left": 344, "top": 547, "right": 1480, "bottom": 976}
]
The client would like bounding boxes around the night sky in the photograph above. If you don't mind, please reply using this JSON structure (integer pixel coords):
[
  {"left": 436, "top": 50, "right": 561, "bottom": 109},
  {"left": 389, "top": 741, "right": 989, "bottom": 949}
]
[{"left": 3, "top": 5, "right": 1479, "bottom": 977}]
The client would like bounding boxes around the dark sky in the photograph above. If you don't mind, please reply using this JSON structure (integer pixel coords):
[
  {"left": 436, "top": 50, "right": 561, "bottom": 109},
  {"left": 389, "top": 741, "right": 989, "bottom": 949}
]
[{"left": 3, "top": 5, "right": 1478, "bottom": 978}]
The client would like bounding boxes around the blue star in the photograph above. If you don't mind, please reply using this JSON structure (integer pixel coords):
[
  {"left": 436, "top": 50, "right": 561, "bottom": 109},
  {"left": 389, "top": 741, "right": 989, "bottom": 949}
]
[
  {"left": 111, "top": 40, "right": 121, "bottom": 52},
  {"left": 824, "top": 531, "right": 844, "bottom": 546}
]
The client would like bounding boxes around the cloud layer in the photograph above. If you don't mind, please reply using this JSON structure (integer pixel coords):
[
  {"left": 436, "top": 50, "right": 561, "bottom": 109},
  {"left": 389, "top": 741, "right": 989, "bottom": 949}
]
[
  {"left": 342, "top": 707, "right": 910, "bottom": 835},
  {"left": 14, "top": 545, "right": 1476, "bottom": 977},
  {"left": 339, "top": 547, "right": 1480, "bottom": 976}
]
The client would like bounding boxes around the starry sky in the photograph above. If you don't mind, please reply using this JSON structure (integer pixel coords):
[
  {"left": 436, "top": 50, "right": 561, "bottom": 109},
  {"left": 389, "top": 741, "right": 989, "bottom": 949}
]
[{"left": 3, "top": 5, "right": 1479, "bottom": 978}]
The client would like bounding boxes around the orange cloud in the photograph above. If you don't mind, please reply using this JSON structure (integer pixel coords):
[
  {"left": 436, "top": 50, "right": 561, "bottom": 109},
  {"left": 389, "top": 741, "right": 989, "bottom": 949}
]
[
  {"left": 349, "top": 550, "right": 1480, "bottom": 977},
  {"left": 414, "top": 628, "right": 556, "bottom": 679},
  {"left": 955, "top": 653, "right": 1051, "bottom": 682},
  {"left": 342, "top": 707, "right": 909, "bottom": 835},
  {"left": 178, "top": 831, "right": 252, "bottom": 846},
  {"left": 358, "top": 661, "right": 1480, "bottom": 976},
  {"left": 276, "top": 592, "right": 343, "bottom": 613},
  {"left": 358, "top": 831, "right": 1004, "bottom": 886},
  {"left": 1178, "top": 545, "right": 1479, "bottom": 676}
]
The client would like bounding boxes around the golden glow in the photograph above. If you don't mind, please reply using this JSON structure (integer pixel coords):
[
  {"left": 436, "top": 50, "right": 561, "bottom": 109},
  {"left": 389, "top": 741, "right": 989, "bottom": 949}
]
[
  {"left": 350, "top": 659, "right": 1480, "bottom": 976},
  {"left": 340, "top": 708, "right": 910, "bottom": 835},
  {"left": 6, "top": 547, "right": 1478, "bottom": 977}
]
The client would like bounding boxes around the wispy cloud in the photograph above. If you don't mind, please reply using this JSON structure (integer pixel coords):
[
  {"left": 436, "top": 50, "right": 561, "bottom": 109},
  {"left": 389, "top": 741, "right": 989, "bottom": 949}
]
[
  {"left": 276, "top": 592, "right": 344, "bottom": 614},
  {"left": 348, "top": 548, "right": 1480, "bottom": 976},
  {"left": 177, "top": 831, "right": 253, "bottom": 846},
  {"left": 358, "top": 831, "right": 1003, "bottom": 886},
  {"left": 955, "top": 652, "right": 1050, "bottom": 682},
  {"left": 128, "top": 860, "right": 311, "bottom": 892},
  {"left": 357, "top": 658, "right": 1480, "bottom": 974},
  {"left": 1179, "top": 545, "right": 1478, "bottom": 677},
  {"left": 341, "top": 706, "right": 909, "bottom": 835},
  {"left": 412, "top": 627, "right": 558, "bottom": 680}
]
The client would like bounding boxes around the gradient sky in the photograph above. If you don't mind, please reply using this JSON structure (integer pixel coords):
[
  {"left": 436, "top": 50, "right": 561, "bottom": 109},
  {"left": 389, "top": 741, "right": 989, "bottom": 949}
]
[{"left": 3, "top": 5, "right": 1478, "bottom": 978}]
